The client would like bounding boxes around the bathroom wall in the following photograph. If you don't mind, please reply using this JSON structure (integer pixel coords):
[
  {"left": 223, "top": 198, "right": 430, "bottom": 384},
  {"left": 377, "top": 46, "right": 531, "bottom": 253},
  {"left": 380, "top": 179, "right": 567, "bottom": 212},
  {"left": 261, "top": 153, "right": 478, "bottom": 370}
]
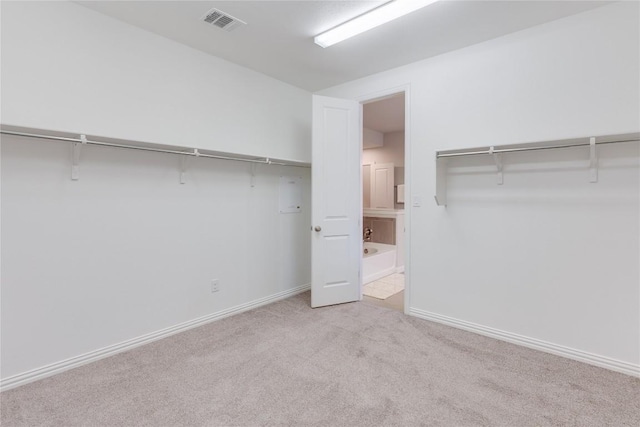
[
  {"left": 363, "top": 128, "right": 384, "bottom": 149},
  {"left": 322, "top": 2, "right": 640, "bottom": 374},
  {"left": 362, "top": 131, "right": 405, "bottom": 166},
  {"left": 1, "top": 0, "right": 311, "bottom": 388},
  {"left": 363, "top": 217, "right": 396, "bottom": 245}
]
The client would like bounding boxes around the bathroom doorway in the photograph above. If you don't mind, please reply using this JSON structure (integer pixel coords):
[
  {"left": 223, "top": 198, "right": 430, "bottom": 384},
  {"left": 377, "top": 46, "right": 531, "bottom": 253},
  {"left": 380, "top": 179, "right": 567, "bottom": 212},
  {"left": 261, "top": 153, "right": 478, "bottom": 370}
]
[{"left": 360, "top": 91, "right": 406, "bottom": 313}]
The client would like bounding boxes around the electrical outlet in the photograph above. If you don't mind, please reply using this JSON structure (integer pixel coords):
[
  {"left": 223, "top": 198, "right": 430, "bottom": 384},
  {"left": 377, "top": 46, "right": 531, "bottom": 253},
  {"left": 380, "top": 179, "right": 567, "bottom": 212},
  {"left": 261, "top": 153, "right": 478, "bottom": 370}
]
[{"left": 211, "top": 279, "right": 220, "bottom": 293}]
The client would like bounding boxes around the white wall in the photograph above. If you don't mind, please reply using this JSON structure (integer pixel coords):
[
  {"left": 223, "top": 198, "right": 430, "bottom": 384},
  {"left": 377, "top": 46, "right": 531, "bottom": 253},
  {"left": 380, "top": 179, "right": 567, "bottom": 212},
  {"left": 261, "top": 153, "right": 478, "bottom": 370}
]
[
  {"left": 1, "top": 1, "right": 311, "bottom": 385},
  {"left": 321, "top": 2, "right": 640, "bottom": 373},
  {"left": 1, "top": 136, "right": 311, "bottom": 382},
  {"left": 0, "top": 1, "right": 311, "bottom": 163}
]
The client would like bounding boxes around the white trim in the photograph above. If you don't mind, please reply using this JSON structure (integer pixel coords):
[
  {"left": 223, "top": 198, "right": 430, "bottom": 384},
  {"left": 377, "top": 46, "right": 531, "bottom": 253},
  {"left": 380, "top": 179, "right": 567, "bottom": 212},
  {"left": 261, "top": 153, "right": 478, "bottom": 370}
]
[
  {"left": 395, "top": 266, "right": 405, "bottom": 274},
  {"left": 409, "top": 307, "right": 640, "bottom": 378},
  {"left": 402, "top": 85, "right": 411, "bottom": 316},
  {"left": 1, "top": 284, "right": 310, "bottom": 391}
]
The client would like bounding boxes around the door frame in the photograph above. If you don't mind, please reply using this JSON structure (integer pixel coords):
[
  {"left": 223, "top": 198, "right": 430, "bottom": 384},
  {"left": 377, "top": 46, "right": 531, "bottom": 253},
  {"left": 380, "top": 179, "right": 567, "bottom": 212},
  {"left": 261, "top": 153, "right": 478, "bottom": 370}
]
[{"left": 356, "top": 84, "right": 411, "bottom": 314}]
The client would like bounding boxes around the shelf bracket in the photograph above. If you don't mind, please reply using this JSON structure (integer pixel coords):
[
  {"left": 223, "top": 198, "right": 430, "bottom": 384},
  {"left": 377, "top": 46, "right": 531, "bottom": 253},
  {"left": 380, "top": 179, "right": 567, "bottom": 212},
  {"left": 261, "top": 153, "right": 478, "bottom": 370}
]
[
  {"left": 250, "top": 163, "right": 257, "bottom": 187},
  {"left": 589, "top": 137, "right": 598, "bottom": 183},
  {"left": 435, "top": 156, "right": 447, "bottom": 206},
  {"left": 179, "top": 149, "right": 199, "bottom": 184},
  {"left": 71, "top": 134, "right": 87, "bottom": 181},
  {"left": 489, "top": 146, "right": 503, "bottom": 185},
  {"left": 179, "top": 154, "right": 188, "bottom": 184}
]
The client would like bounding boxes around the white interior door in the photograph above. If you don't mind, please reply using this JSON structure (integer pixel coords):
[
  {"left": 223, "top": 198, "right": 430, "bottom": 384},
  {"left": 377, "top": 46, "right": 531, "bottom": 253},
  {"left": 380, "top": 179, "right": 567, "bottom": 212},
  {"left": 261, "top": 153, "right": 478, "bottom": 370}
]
[
  {"left": 370, "top": 162, "right": 395, "bottom": 209},
  {"left": 311, "top": 95, "right": 361, "bottom": 308}
]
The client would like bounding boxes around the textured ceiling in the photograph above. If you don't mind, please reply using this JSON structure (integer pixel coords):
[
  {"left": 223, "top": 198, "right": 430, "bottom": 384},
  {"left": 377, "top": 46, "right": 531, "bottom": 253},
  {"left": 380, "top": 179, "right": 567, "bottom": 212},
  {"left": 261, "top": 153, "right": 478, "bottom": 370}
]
[{"left": 77, "top": 1, "right": 611, "bottom": 92}]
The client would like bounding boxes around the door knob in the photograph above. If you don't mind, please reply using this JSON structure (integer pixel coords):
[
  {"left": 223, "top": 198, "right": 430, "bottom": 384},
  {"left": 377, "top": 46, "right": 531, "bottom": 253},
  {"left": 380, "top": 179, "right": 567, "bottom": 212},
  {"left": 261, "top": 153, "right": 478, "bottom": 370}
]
[{"left": 314, "top": 226, "right": 322, "bottom": 232}]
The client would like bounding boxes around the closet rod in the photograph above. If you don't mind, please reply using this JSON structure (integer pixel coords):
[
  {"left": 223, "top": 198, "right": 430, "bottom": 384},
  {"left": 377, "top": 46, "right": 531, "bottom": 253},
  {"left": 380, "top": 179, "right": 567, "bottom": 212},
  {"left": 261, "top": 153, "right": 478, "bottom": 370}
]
[
  {"left": 0, "top": 129, "right": 310, "bottom": 168},
  {"left": 437, "top": 137, "right": 639, "bottom": 159}
]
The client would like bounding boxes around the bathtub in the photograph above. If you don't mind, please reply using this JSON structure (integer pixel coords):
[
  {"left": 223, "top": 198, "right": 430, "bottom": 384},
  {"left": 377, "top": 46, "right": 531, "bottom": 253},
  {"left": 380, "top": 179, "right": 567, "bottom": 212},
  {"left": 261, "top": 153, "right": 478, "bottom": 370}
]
[{"left": 363, "top": 242, "right": 396, "bottom": 284}]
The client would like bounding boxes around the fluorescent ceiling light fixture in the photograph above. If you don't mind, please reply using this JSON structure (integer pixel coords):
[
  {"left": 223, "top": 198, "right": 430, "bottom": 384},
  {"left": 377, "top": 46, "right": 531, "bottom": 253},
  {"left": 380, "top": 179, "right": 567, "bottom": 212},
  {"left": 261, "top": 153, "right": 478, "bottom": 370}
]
[{"left": 314, "top": 0, "right": 439, "bottom": 48}]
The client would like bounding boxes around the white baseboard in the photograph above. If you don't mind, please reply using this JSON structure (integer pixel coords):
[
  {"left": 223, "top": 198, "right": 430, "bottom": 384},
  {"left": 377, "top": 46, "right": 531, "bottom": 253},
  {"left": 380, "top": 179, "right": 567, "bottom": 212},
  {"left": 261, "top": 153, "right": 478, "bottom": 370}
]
[
  {"left": 1, "top": 284, "right": 310, "bottom": 391},
  {"left": 395, "top": 266, "right": 405, "bottom": 274},
  {"left": 409, "top": 307, "right": 639, "bottom": 378}
]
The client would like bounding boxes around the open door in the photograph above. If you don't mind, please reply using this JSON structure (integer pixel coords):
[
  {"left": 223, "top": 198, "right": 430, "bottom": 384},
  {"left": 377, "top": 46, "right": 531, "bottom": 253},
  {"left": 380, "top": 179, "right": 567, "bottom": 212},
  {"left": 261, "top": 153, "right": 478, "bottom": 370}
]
[{"left": 311, "top": 95, "right": 361, "bottom": 308}]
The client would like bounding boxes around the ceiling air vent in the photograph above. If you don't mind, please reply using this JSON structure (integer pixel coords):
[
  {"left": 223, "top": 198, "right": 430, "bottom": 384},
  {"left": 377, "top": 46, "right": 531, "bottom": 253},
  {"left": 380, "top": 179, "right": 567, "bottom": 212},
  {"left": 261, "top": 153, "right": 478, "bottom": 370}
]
[{"left": 201, "top": 8, "right": 246, "bottom": 32}]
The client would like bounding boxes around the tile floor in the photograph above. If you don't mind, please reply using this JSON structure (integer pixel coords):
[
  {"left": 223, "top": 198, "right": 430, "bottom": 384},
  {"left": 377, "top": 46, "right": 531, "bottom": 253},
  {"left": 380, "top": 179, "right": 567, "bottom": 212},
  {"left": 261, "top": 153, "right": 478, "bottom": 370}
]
[{"left": 363, "top": 273, "right": 405, "bottom": 300}]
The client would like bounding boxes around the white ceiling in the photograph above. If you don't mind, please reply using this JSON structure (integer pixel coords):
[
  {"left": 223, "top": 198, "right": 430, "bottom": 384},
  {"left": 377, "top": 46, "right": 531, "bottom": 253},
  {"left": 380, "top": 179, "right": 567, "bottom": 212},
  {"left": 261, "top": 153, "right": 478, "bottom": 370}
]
[
  {"left": 77, "top": 1, "right": 610, "bottom": 92},
  {"left": 364, "top": 93, "right": 405, "bottom": 133}
]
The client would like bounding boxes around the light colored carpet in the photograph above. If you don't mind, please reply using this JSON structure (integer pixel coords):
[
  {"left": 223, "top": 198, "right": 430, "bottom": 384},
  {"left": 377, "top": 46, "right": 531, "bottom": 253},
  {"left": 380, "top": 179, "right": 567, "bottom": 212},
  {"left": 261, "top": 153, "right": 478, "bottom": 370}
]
[
  {"left": 363, "top": 273, "right": 405, "bottom": 300},
  {"left": 2, "top": 291, "right": 639, "bottom": 426}
]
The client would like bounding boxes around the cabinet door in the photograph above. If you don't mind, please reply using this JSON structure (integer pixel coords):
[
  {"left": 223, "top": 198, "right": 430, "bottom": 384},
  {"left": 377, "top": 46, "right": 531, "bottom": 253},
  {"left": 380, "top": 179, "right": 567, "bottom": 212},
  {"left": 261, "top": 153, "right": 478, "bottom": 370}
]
[{"left": 371, "top": 162, "right": 395, "bottom": 209}]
